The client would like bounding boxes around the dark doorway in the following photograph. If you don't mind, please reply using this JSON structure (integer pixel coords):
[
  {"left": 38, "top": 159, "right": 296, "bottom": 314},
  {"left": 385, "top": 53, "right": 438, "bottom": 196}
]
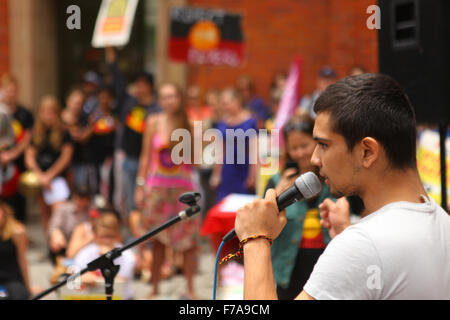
[{"left": 55, "top": 0, "right": 147, "bottom": 102}]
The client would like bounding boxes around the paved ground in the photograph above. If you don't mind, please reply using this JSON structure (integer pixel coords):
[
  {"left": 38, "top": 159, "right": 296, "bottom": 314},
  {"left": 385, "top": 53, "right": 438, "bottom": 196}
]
[{"left": 25, "top": 203, "right": 243, "bottom": 300}]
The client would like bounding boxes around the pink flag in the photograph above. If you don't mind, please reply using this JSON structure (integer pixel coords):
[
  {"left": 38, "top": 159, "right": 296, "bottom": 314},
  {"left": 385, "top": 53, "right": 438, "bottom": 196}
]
[
  {"left": 274, "top": 57, "right": 302, "bottom": 129},
  {"left": 273, "top": 57, "right": 302, "bottom": 147}
]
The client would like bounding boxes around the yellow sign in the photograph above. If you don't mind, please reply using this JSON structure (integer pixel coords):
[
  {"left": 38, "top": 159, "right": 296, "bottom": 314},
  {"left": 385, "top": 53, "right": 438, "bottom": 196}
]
[{"left": 417, "top": 129, "right": 450, "bottom": 206}]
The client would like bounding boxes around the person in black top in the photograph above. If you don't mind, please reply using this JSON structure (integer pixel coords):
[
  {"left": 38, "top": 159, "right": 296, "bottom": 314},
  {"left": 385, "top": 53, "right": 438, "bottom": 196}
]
[
  {"left": 105, "top": 47, "right": 161, "bottom": 214},
  {"left": 0, "top": 74, "right": 34, "bottom": 223},
  {"left": 0, "top": 201, "right": 32, "bottom": 300},
  {"left": 25, "top": 95, "right": 74, "bottom": 233},
  {"left": 81, "top": 71, "right": 101, "bottom": 117},
  {"left": 62, "top": 87, "right": 97, "bottom": 193},
  {"left": 86, "top": 86, "right": 118, "bottom": 204}
]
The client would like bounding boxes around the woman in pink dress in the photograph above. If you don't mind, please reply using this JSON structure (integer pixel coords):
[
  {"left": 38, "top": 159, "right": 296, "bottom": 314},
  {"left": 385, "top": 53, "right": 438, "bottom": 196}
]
[{"left": 135, "top": 83, "right": 200, "bottom": 299}]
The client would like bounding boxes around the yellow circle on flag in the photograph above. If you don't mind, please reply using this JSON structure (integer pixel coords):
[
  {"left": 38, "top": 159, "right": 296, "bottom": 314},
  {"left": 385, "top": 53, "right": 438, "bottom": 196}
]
[
  {"left": 188, "top": 20, "right": 221, "bottom": 51},
  {"left": 303, "top": 208, "right": 321, "bottom": 239}
]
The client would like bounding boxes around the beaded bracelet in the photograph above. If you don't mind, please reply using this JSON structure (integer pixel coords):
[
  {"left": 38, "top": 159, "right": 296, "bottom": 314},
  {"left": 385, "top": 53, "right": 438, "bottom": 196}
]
[{"left": 220, "top": 235, "right": 273, "bottom": 264}]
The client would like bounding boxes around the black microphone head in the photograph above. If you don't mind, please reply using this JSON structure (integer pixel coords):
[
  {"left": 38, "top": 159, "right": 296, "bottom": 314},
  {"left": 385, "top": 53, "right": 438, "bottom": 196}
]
[
  {"left": 178, "top": 192, "right": 201, "bottom": 206},
  {"left": 294, "top": 172, "right": 322, "bottom": 199}
]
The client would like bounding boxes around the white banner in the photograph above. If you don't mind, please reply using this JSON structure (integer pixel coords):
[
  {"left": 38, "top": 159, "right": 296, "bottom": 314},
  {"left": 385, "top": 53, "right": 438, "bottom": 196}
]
[{"left": 92, "top": 0, "right": 139, "bottom": 48}]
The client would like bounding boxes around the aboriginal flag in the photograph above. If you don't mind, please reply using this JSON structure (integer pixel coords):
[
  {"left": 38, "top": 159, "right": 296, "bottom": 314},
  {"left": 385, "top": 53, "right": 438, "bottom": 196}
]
[{"left": 169, "top": 7, "right": 245, "bottom": 67}]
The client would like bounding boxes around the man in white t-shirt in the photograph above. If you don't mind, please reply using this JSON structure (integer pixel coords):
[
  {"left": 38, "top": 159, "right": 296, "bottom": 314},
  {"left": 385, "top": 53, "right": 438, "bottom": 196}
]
[{"left": 234, "top": 73, "right": 450, "bottom": 300}]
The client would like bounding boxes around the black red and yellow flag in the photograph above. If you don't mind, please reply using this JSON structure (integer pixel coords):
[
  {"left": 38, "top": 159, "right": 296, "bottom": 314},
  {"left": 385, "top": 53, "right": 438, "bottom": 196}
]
[{"left": 169, "top": 6, "right": 245, "bottom": 67}]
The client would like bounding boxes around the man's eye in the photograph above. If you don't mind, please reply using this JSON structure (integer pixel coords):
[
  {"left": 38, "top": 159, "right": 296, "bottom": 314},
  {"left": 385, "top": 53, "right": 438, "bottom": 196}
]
[{"left": 318, "top": 142, "right": 327, "bottom": 149}]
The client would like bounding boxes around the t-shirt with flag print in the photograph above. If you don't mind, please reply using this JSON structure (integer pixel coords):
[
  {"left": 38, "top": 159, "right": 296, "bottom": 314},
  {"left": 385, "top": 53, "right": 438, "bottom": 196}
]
[
  {"left": 299, "top": 203, "right": 326, "bottom": 249},
  {"left": 11, "top": 105, "right": 34, "bottom": 171},
  {"left": 11, "top": 106, "right": 34, "bottom": 144},
  {"left": 120, "top": 102, "right": 159, "bottom": 159},
  {"left": 89, "top": 113, "right": 117, "bottom": 164}
]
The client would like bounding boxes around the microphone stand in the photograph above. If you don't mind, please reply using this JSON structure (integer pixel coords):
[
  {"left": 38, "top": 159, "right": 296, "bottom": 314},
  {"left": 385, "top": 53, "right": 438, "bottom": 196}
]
[{"left": 31, "top": 192, "right": 201, "bottom": 300}]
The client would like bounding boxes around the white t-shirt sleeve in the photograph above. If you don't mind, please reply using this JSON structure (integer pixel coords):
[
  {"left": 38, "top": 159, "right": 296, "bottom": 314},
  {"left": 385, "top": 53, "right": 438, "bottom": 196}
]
[
  {"left": 73, "top": 244, "right": 135, "bottom": 280},
  {"left": 303, "top": 226, "right": 383, "bottom": 300},
  {"left": 73, "top": 243, "right": 97, "bottom": 270},
  {"left": 117, "top": 250, "right": 136, "bottom": 280}
]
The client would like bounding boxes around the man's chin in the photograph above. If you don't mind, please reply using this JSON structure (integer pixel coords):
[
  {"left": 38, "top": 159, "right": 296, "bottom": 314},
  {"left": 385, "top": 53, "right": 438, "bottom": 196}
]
[{"left": 330, "top": 188, "right": 345, "bottom": 199}]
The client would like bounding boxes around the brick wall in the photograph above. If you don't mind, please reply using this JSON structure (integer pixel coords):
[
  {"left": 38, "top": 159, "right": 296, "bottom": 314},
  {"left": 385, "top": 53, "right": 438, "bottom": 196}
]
[
  {"left": 328, "top": 0, "right": 379, "bottom": 78},
  {"left": 186, "top": 0, "right": 378, "bottom": 102},
  {"left": 0, "top": 0, "right": 9, "bottom": 76}
]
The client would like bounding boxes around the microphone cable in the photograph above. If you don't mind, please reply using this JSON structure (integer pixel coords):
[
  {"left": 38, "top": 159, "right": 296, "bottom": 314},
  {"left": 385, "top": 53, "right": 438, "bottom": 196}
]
[
  {"left": 212, "top": 240, "right": 226, "bottom": 300},
  {"left": 211, "top": 172, "right": 322, "bottom": 300}
]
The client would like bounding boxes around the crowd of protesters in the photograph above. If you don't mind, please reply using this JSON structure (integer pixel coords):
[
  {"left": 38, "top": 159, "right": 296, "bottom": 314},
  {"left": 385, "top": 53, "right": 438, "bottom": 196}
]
[{"left": 0, "top": 50, "right": 385, "bottom": 300}]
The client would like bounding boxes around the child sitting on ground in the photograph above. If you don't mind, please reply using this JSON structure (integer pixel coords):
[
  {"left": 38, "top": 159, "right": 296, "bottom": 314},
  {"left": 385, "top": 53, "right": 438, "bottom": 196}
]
[{"left": 73, "top": 209, "right": 135, "bottom": 299}]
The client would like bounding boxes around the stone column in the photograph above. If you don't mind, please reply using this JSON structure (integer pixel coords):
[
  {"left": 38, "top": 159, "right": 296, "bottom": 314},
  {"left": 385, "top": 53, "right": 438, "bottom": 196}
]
[{"left": 8, "top": 0, "right": 58, "bottom": 111}]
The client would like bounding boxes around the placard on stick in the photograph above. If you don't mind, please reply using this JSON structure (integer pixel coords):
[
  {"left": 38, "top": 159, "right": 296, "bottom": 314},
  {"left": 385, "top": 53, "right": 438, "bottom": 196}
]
[{"left": 92, "top": 0, "right": 139, "bottom": 48}]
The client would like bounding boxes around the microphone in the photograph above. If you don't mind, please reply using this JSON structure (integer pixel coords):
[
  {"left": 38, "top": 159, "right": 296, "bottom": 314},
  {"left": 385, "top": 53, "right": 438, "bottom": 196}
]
[{"left": 222, "top": 171, "right": 322, "bottom": 242}]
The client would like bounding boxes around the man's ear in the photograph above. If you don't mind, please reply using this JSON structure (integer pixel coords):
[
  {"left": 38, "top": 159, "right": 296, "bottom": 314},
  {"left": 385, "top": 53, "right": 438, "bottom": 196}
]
[{"left": 359, "top": 137, "right": 379, "bottom": 168}]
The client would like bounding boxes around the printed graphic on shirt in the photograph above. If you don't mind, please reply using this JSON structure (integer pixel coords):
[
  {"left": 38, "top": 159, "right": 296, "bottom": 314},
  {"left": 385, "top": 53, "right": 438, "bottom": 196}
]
[
  {"left": 0, "top": 164, "right": 19, "bottom": 197},
  {"left": 11, "top": 119, "right": 25, "bottom": 143},
  {"left": 300, "top": 208, "right": 325, "bottom": 249},
  {"left": 93, "top": 115, "right": 117, "bottom": 135},
  {"left": 125, "top": 106, "right": 146, "bottom": 133},
  {"left": 157, "top": 146, "right": 179, "bottom": 175}
]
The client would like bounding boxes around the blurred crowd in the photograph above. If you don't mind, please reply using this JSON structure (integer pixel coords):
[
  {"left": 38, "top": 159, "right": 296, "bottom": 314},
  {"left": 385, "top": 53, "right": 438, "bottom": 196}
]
[{"left": 0, "top": 48, "right": 418, "bottom": 300}]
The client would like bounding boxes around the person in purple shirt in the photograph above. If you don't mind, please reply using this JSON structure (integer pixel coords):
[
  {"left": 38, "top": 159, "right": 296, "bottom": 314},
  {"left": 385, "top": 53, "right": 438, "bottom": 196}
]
[
  {"left": 210, "top": 88, "right": 258, "bottom": 202},
  {"left": 236, "top": 75, "right": 271, "bottom": 129}
]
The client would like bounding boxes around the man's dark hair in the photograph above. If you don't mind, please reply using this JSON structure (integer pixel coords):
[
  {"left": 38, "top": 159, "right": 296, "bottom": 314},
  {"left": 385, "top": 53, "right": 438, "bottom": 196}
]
[
  {"left": 132, "top": 72, "right": 154, "bottom": 90},
  {"left": 98, "top": 85, "right": 115, "bottom": 99},
  {"left": 313, "top": 73, "right": 417, "bottom": 169}
]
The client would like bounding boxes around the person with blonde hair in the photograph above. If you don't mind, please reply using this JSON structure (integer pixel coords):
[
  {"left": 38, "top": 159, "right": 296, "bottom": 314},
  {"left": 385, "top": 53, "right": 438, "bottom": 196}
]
[
  {"left": 0, "top": 112, "right": 20, "bottom": 201},
  {"left": 25, "top": 95, "right": 74, "bottom": 233},
  {"left": 0, "top": 74, "right": 34, "bottom": 223},
  {"left": 0, "top": 201, "right": 32, "bottom": 299},
  {"left": 0, "top": 74, "right": 34, "bottom": 171}
]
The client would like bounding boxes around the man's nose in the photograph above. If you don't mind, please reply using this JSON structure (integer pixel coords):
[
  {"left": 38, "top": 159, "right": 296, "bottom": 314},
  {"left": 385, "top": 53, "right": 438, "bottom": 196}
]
[{"left": 310, "top": 145, "right": 321, "bottom": 167}]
